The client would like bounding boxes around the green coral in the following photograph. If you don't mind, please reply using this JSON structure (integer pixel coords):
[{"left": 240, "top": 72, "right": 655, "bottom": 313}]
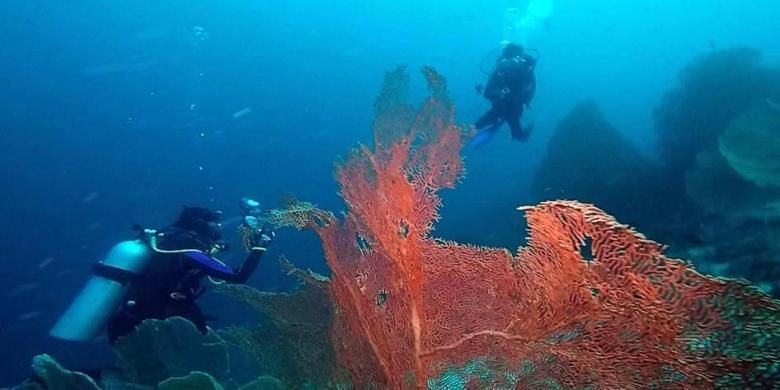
[
  {"left": 112, "top": 317, "right": 230, "bottom": 386},
  {"left": 20, "top": 354, "right": 290, "bottom": 390},
  {"left": 27, "top": 354, "right": 101, "bottom": 390},
  {"left": 655, "top": 47, "right": 780, "bottom": 173},
  {"left": 158, "top": 371, "right": 224, "bottom": 390},
  {"left": 684, "top": 146, "right": 780, "bottom": 221},
  {"left": 214, "top": 257, "right": 335, "bottom": 389},
  {"left": 236, "top": 376, "right": 287, "bottom": 390},
  {"left": 719, "top": 98, "right": 780, "bottom": 189}
]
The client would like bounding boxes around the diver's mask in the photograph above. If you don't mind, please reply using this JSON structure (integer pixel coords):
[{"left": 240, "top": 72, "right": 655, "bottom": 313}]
[{"left": 205, "top": 219, "right": 223, "bottom": 241}]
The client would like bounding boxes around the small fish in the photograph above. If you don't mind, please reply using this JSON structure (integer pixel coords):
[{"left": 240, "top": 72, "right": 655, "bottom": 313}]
[
  {"left": 82, "top": 60, "right": 157, "bottom": 76},
  {"left": 134, "top": 27, "right": 170, "bottom": 41},
  {"left": 9, "top": 282, "right": 41, "bottom": 296},
  {"left": 86, "top": 222, "right": 103, "bottom": 231},
  {"left": 766, "top": 98, "right": 780, "bottom": 114},
  {"left": 232, "top": 107, "right": 253, "bottom": 119},
  {"left": 16, "top": 311, "right": 41, "bottom": 321},
  {"left": 82, "top": 191, "right": 100, "bottom": 203},
  {"left": 38, "top": 257, "right": 55, "bottom": 269}
]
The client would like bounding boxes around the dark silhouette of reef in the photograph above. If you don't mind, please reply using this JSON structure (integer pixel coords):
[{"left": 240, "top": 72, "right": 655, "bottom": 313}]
[
  {"left": 532, "top": 47, "right": 780, "bottom": 296},
  {"left": 531, "top": 101, "right": 678, "bottom": 228}
]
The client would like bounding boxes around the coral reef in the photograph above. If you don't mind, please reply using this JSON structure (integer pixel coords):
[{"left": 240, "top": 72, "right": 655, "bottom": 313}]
[
  {"left": 685, "top": 146, "right": 780, "bottom": 222},
  {"left": 17, "top": 62, "right": 780, "bottom": 389},
  {"left": 20, "top": 356, "right": 227, "bottom": 390},
  {"left": 654, "top": 47, "right": 780, "bottom": 177},
  {"left": 658, "top": 53, "right": 780, "bottom": 294},
  {"left": 532, "top": 49, "right": 780, "bottom": 293},
  {"left": 112, "top": 317, "right": 230, "bottom": 387},
  {"left": 531, "top": 101, "right": 675, "bottom": 225},
  {"left": 273, "top": 66, "right": 780, "bottom": 388},
  {"left": 234, "top": 376, "right": 286, "bottom": 390},
  {"left": 214, "top": 257, "right": 336, "bottom": 388},
  {"left": 23, "top": 354, "right": 101, "bottom": 390},
  {"left": 20, "top": 319, "right": 288, "bottom": 390},
  {"left": 158, "top": 371, "right": 224, "bottom": 390},
  {"left": 685, "top": 97, "right": 780, "bottom": 223},
  {"left": 719, "top": 98, "right": 780, "bottom": 190}
]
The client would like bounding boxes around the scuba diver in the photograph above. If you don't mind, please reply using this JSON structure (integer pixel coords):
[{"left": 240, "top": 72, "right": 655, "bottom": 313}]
[
  {"left": 469, "top": 43, "right": 537, "bottom": 149},
  {"left": 49, "top": 198, "right": 274, "bottom": 344}
]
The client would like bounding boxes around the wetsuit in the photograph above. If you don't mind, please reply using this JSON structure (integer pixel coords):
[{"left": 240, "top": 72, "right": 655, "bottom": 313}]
[
  {"left": 475, "top": 53, "right": 536, "bottom": 141},
  {"left": 106, "top": 228, "right": 264, "bottom": 343}
]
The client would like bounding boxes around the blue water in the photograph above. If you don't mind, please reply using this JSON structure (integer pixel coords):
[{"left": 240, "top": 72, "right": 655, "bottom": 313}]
[{"left": 1, "top": 0, "right": 778, "bottom": 385}]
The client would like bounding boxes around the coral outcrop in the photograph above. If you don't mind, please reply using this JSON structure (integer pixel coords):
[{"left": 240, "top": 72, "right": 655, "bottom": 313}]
[
  {"left": 214, "top": 257, "right": 336, "bottom": 388},
  {"left": 273, "top": 67, "right": 780, "bottom": 388},
  {"left": 531, "top": 101, "right": 674, "bottom": 225}
]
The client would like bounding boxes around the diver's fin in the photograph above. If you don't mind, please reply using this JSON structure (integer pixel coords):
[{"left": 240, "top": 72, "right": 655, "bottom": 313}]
[{"left": 467, "top": 122, "right": 502, "bottom": 150}]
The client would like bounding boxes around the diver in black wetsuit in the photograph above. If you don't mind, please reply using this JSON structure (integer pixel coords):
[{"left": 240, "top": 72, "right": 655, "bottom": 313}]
[
  {"left": 473, "top": 43, "right": 537, "bottom": 144},
  {"left": 106, "top": 203, "right": 273, "bottom": 343},
  {"left": 22, "top": 201, "right": 273, "bottom": 388}
]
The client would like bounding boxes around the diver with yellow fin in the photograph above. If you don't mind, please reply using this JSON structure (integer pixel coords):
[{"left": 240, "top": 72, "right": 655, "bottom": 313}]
[{"left": 49, "top": 198, "right": 273, "bottom": 343}]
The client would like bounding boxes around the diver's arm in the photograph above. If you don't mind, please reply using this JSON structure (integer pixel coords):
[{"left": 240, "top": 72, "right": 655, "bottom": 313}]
[
  {"left": 524, "top": 73, "right": 536, "bottom": 107},
  {"left": 192, "top": 248, "right": 265, "bottom": 283},
  {"left": 229, "top": 249, "right": 265, "bottom": 283},
  {"left": 201, "top": 229, "right": 273, "bottom": 283},
  {"left": 483, "top": 73, "right": 503, "bottom": 101}
]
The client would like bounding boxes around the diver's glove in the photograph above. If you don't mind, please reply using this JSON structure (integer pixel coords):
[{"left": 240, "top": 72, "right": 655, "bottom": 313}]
[{"left": 249, "top": 227, "right": 274, "bottom": 253}]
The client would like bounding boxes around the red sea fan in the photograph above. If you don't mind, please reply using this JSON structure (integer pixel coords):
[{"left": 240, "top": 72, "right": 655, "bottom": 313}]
[{"left": 276, "top": 67, "right": 780, "bottom": 389}]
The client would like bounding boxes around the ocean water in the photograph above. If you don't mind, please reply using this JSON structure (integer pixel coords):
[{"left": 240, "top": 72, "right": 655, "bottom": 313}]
[{"left": 1, "top": 0, "right": 779, "bottom": 387}]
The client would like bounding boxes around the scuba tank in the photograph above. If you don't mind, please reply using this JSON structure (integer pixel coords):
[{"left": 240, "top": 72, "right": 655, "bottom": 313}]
[{"left": 49, "top": 240, "right": 151, "bottom": 341}]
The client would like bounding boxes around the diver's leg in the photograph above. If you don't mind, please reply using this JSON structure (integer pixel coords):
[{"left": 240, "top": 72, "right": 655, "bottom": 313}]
[
  {"left": 107, "top": 309, "right": 143, "bottom": 344},
  {"left": 474, "top": 106, "right": 501, "bottom": 130},
  {"left": 506, "top": 106, "right": 530, "bottom": 142},
  {"left": 469, "top": 105, "right": 505, "bottom": 150},
  {"left": 179, "top": 303, "right": 209, "bottom": 334},
  {"left": 506, "top": 115, "right": 522, "bottom": 140}
]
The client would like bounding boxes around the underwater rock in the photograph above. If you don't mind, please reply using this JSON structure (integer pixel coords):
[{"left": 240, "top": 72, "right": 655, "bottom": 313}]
[
  {"left": 684, "top": 98, "right": 780, "bottom": 223},
  {"left": 531, "top": 101, "right": 674, "bottom": 225},
  {"left": 654, "top": 49, "right": 780, "bottom": 291},
  {"left": 112, "top": 317, "right": 230, "bottom": 387},
  {"left": 27, "top": 354, "right": 101, "bottom": 390},
  {"left": 682, "top": 145, "right": 780, "bottom": 297},
  {"left": 654, "top": 47, "right": 780, "bottom": 177},
  {"left": 719, "top": 98, "right": 780, "bottom": 189},
  {"left": 157, "top": 371, "right": 223, "bottom": 390},
  {"left": 685, "top": 146, "right": 780, "bottom": 221}
]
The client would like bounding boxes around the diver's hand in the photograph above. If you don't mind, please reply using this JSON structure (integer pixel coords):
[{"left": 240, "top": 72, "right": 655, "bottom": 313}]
[{"left": 250, "top": 228, "right": 274, "bottom": 252}]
